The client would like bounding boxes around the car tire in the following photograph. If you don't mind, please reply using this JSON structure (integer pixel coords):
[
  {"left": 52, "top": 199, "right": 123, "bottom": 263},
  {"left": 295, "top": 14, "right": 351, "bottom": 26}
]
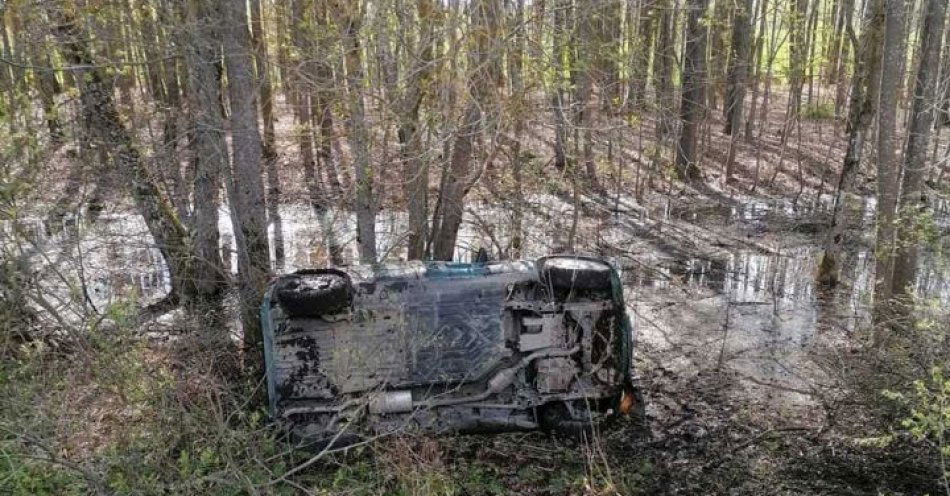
[
  {"left": 275, "top": 272, "right": 352, "bottom": 317},
  {"left": 540, "top": 256, "right": 613, "bottom": 292}
]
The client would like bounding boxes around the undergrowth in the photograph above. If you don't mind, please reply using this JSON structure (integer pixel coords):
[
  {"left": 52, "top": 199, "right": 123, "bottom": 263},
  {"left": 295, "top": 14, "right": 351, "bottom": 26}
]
[
  {"left": 4, "top": 286, "right": 950, "bottom": 494},
  {"left": 0, "top": 303, "right": 644, "bottom": 495}
]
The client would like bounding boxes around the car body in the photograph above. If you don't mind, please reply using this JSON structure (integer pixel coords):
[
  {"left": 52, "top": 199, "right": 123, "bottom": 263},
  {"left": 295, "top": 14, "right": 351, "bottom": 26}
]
[{"left": 260, "top": 255, "right": 637, "bottom": 446}]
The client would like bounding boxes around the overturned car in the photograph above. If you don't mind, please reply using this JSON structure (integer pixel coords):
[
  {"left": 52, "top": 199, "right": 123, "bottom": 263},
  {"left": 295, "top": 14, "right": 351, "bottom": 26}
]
[{"left": 261, "top": 255, "right": 639, "bottom": 446}]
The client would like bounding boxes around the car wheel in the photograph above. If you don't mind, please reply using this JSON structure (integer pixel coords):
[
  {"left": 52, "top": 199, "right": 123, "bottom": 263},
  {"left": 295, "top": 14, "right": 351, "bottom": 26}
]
[
  {"left": 275, "top": 272, "right": 352, "bottom": 317},
  {"left": 540, "top": 256, "right": 613, "bottom": 292}
]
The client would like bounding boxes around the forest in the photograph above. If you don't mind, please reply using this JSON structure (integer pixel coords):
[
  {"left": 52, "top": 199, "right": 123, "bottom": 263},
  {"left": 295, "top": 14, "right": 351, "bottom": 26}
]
[{"left": 1, "top": 0, "right": 950, "bottom": 494}]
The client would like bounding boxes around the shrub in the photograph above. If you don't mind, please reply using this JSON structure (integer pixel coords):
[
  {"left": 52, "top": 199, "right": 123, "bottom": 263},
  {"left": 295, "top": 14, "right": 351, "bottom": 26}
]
[{"left": 801, "top": 103, "right": 835, "bottom": 120}]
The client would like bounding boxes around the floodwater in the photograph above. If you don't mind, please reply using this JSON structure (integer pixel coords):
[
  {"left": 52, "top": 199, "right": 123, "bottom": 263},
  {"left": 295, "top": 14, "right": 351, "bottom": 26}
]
[
  {"left": 624, "top": 194, "right": 950, "bottom": 402},
  {"left": 5, "top": 193, "right": 949, "bottom": 396}
]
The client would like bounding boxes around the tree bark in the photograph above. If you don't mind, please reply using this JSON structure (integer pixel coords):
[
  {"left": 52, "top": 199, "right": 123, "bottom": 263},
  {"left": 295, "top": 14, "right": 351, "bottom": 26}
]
[
  {"left": 431, "top": 0, "right": 503, "bottom": 261},
  {"left": 223, "top": 0, "right": 271, "bottom": 355},
  {"left": 250, "top": 0, "right": 284, "bottom": 271},
  {"left": 816, "top": 0, "right": 884, "bottom": 287},
  {"left": 628, "top": 0, "right": 655, "bottom": 109},
  {"left": 873, "top": 0, "right": 906, "bottom": 312},
  {"left": 724, "top": 0, "right": 752, "bottom": 137},
  {"left": 335, "top": 1, "right": 377, "bottom": 264},
  {"left": 784, "top": 0, "right": 810, "bottom": 135},
  {"left": 551, "top": 0, "right": 570, "bottom": 170},
  {"left": 675, "top": 0, "right": 709, "bottom": 183},
  {"left": 744, "top": 0, "right": 769, "bottom": 141},
  {"left": 54, "top": 5, "right": 198, "bottom": 310},
  {"left": 653, "top": 0, "right": 676, "bottom": 143},
  {"left": 402, "top": 0, "right": 440, "bottom": 260},
  {"left": 182, "top": 0, "right": 230, "bottom": 313},
  {"left": 891, "top": 0, "right": 947, "bottom": 298}
]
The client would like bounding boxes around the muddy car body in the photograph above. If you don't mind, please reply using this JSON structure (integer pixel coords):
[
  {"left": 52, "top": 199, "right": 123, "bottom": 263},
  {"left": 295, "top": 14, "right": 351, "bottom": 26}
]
[{"left": 261, "top": 256, "right": 636, "bottom": 445}]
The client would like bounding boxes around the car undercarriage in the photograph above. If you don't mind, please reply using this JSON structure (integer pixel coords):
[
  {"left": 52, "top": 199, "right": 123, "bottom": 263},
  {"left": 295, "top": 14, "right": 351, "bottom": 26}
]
[{"left": 261, "top": 256, "right": 639, "bottom": 447}]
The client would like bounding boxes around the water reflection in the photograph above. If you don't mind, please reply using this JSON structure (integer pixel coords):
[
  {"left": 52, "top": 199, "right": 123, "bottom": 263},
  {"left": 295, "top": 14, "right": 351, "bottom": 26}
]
[{"left": 4, "top": 193, "right": 948, "bottom": 349}]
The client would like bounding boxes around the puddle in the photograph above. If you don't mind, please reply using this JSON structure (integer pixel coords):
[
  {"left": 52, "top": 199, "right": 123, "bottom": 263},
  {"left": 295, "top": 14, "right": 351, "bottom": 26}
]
[
  {"left": 624, "top": 232, "right": 950, "bottom": 400},
  {"left": 4, "top": 192, "right": 949, "bottom": 396}
]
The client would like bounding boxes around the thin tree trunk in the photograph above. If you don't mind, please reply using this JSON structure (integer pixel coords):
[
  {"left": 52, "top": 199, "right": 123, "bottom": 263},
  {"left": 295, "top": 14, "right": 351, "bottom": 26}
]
[
  {"left": 509, "top": 0, "right": 527, "bottom": 258},
  {"left": 744, "top": 0, "right": 768, "bottom": 141},
  {"left": 313, "top": 1, "right": 344, "bottom": 199},
  {"left": 708, "top": 0, "right": 730, "bottom": 112},
  {"left": 286, "top": 7, "right": 313, "bottom": 179},
  {"left": 628, "top": 0, "right": 654, "bottom": 109},
  {"left": 653, "top": 0, "right": 676, "bottom": 144},
  {"left": 576, "top": 7, "right": 602, "bottom": 192},
  {"left": 250, "top": 0, "right": 283, "bottom": 270},
  {"left": 723, "top": 0, "right": 753, "bottom": 182},
  {"left": 817, "top": 0, "right": 884, "bottom": 286},
  {"left": 336, "top": 2, "right": 377, "bottom": 264},
  {"left": 552, "top": 0, "right": 570, "bottom": 170},
  {"left": 402, "top": 0, "right": 440, "bottom": 260},
  {"left": 783, "top": 0, "right": 809, "bottom": 142},
  {"left": 834, "top": 0, "right": 855, "bottom": 123}
]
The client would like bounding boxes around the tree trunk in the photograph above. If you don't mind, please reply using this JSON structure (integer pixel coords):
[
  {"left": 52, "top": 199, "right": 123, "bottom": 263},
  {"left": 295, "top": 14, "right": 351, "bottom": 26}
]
[
  {"left": 628, "top": 0, "right": 654, "bottom": 109},
  {"left": 551, "top": 0, "right": 570, "bottom": 170},
  {"left": 744, "top": 0, "right": 770, "bottom": 141},
  {"left": 816, "top": 0, "right": 884, "bottom": 287},
  {"left": 402, "top": 0, "right": 440, "bottom": 260},
  {"left": 936, "top": 17, "right": 950, "bottom": 127},
  {"left": 707, "top": 0, "right": 730, "bottom": 112},
  {"left": 785, "top": 0, "right": 810, "bottom": 134},
  {"left": 250, "top": 0, "right": 284, "bottom": 271},
  {"left": 54, "top": 6, "right": 198, "bottom": 310},
  {"left": 653, "top": 0, "right": 676, "bottom": 143},
  {"left": 724, "top": 0, "right": 752, "bottom": 137},
  {"left": 290, "top": 2, "right": 321, "bottom": 216},
  {"left": 723, "top": 0, "right": 753, "bottom": 182},
  {"left": 312, "top": 1, "right": 344, "bottom": 199},
  {"left": 873, "top": 0, "right": 906, "bottom": 313},
  {"left": 891, "top": 0, "right": 947, "bottom": 298},
  {"left": 34, "top": 49, "right": 64, "bottom": 145},
  {"left": 431, "top": 0, "right": 503, "bottom": 261},
  {"left": 576, "top": 2, "right": 603, "bottom": 191},
  {"left": 336, "top": 1, "right": 377, "bottom": 264},
  {"left": 182, "top": 0, "right": 230, "bottom": 314},
  {"left": 675, "top": 0, "right": 709, "bottom": 183},
  {"left": 509, "top": 0, "right": 527, "bottom": 258},
  {"left": 223, "top": 0, "right": 271, "bottom": 355},
  {"left": 833, "top": 0, "right": 855, "bottom": 121}
]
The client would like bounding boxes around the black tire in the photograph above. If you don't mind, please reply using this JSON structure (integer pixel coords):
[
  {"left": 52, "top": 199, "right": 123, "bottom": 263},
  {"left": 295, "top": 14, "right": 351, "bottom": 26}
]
[
  {"left": 539, "top": 256, "right": 613, "bottom": 292},
  {"left": 275, "top": 272, "right": 352, "bottom": 317}
]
